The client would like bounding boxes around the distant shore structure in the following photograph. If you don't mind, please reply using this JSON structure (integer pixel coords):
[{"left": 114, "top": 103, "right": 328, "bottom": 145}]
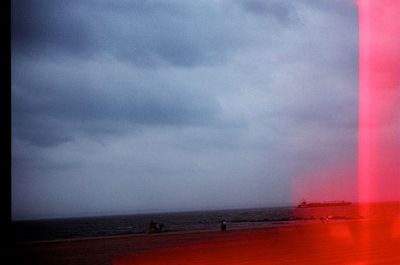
[{"left": 297, "top": 200, "right": 352, "bottom": 208}]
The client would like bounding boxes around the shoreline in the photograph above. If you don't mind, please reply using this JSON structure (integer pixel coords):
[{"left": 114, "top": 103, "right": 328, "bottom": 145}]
[{"left": 14, "top": 217, "right": 366, "bottom": 245}]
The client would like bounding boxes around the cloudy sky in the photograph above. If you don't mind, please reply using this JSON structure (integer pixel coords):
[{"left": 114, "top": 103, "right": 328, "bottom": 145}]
[{"left": 12, "top": 0, "right": 359, "bottom": 220}]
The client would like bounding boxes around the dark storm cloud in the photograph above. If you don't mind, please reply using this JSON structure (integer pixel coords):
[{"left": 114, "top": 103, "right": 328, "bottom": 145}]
[
  {"left": 12, "top": 0, "right": 258, "bottom": 67},
  {"left": 14, "top": 74, "right": 219, "bottom": 124},
  {"left": 12, "top": 0, "right": 195, "bottom": 65},
  {"left": 11, "top": 0, "right": 297, "bottom": 147},
  {"left": 12, "top": 58, "right": 221, "bottom": 146},
  {"left": 12, "top": 0, "right": 303, "bottom": 68},
  {"left": 12, "top": 0, "right": 93, "bottom": 57}
]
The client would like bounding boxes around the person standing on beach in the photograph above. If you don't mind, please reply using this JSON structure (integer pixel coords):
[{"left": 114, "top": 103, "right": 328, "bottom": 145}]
[
  {"left": 149, "top": 220, "right": 157, "bottom": 233},
  {"left": 221, "top": 220, "right": 227, "bottom": 231}
]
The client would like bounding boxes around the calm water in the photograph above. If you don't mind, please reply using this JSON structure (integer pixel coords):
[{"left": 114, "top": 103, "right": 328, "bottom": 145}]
[{"left": 12, "top": 202, "right": 399, "bottom": 242}]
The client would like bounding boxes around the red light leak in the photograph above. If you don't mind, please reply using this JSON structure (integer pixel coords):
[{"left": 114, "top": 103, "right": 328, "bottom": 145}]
[
  {"left": 358, "top": 0, "right": 400, "bottom": 203},
  {"left": 357, "top": 0, "right": 400, "bottom": 259}
]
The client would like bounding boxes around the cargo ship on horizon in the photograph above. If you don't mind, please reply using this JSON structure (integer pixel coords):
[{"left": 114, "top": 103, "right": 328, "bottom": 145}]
[{"left": 297, "top": 200, "right": 352, "bottom": 208}]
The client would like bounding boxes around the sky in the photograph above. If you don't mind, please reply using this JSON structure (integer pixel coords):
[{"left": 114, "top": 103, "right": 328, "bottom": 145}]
[{"left": 11, "top": 0, "right": 359, "bottom": 220}]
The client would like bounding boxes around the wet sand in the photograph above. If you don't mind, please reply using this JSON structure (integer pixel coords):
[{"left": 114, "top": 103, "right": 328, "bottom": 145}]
[{"left": 13, "top": 218, "right": 400, "bottom": 265}]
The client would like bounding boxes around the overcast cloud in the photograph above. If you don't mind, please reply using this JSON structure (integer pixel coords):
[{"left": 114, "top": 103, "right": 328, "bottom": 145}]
[{"left": 12, "top": 0, "right": 359, "bottom": 220}]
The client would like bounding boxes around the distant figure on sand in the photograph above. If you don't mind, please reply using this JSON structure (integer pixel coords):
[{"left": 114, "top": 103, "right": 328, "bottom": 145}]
[
  {"left": 221, "top": 219, "right": 227, "bottom": 231},
  {"left": 149, "top": 220, "right": 157, "bottom": 233},
  {"left": 149, "top": 221, "right": 164, "bottom": 233}
]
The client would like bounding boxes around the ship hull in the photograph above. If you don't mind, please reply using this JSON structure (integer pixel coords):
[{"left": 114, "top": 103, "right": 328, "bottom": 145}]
[{"left": 297, "top": 202, "right": 352, "bottom": 208}]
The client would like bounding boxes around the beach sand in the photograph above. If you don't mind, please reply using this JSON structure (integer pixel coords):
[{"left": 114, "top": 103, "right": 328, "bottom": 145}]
[{"left": 13, "top": 218, "right": 400, "bottom": 265}]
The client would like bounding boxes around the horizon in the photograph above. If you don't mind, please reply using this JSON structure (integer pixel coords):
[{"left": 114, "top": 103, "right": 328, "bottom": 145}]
[{"left": 14, "top": 200, "right": 400, "bottom": 222}]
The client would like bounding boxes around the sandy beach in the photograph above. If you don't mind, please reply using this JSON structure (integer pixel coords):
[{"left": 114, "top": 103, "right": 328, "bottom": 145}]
[{"left": 12, "top": 217, "right": 400, "bottom": 265}]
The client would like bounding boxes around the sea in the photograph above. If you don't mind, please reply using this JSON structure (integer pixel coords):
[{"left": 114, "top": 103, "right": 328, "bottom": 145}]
[{"left": 12, "top": 202, "right": 399, "bottom": 242}]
